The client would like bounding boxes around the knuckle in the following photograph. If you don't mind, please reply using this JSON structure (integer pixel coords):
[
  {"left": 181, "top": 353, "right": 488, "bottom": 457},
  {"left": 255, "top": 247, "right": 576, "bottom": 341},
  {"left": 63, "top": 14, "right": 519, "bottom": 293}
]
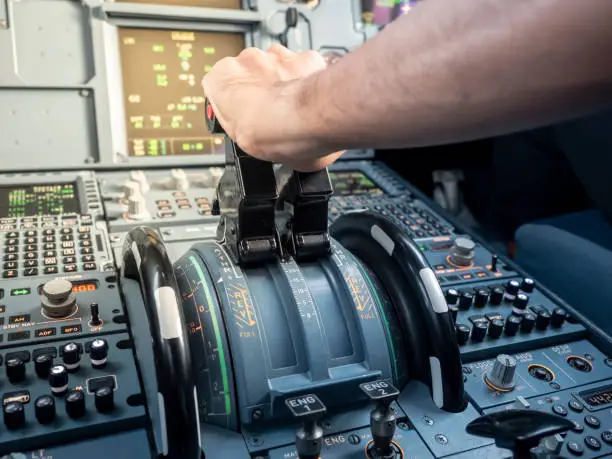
[{"left": 239, "top": 47, "right": 265, "bottom": 61}]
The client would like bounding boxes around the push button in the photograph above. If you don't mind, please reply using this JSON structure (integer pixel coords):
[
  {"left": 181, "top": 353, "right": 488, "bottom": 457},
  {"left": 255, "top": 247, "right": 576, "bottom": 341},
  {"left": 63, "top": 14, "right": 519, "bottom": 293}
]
[
  {"left": 552, "top": 404, "right": 567, "bottom": 416},
  {"left": 566, "top": 441, "right": 584, "bottom": 456},
  {"left": 568, "top": 398, "right": 584, "bottom": 412},
  {"left": 601, "top": 429, "right": 612, "bottom": 445},
  {"left": 585, "top": 415, "right": 600, "bottom": 428},
  {"left": 584, "top": 435, "right": 601, "bottom": 450}
]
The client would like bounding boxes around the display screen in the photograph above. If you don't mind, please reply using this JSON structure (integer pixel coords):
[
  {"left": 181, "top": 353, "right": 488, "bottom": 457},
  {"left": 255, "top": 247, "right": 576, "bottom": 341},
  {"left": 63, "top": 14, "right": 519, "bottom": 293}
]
[
  {"left": 115, "top": 0, "right": 240, "bottom": 8},
  {"left": 0, "top": 183, "right": 80, "bottom": 218},
  {"left": 329, "top": 171, "right": 384, "bottom": 196},
  {"left": 361, "top": 0, "right": 420, "bottom": 26},
  {"left": 118, "top": 28, "right": 245, "bottom": 156},
  {"left": 579, "top": 386, "right": 612, "bottom": 407}
]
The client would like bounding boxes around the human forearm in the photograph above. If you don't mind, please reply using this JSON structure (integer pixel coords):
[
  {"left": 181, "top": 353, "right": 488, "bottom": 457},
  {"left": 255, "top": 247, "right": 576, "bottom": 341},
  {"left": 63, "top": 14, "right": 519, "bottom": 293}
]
[{"left": 301, "top": 0, "right": 612, "bottom": 153}]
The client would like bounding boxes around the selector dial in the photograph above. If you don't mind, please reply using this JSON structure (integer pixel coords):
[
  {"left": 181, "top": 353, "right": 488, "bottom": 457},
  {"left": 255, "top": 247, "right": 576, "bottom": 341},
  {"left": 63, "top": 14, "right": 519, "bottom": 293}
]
[
  {"left": 449, "top": 237, "right": 476, "bottom": 266},
  {"left": 41, "top": 278, "right": 77, "bottom": 319},
  {"left": 485, "top": 354, "right": 517, "bottom": 391}
]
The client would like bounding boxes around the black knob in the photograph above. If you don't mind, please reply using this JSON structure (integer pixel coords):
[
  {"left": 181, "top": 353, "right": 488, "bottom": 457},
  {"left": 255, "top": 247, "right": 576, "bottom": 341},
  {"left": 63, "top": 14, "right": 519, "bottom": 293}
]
[
  {"left": 35, "top": 395, "right": 56, "bottom": 424},
  {"left": 490, "top": 254, "right": 498, "bottom": 272},
  {"left": 62, "top": 342, "right": 80, "bottom": 372},
  {"left": 6, "top": 357, "right": 26, "bottom": 383},
  {"left": 536, "top": 310, "right": 551, "bottom": 330},
  {"left": 456, "top": 324, "right": 471, "bottom": 345},
  {"left": 90, "top": 339, "right": 109, "bottom": 369},
  {"left": 471, "top": 322, "right": 488, "bottom": 342},
  {"left": 520, "top": 313, "right": 536, "bottom": 333},
  {"left": 489, "top": 287, "right": 504, "bottom": 305},
  {"left": 466, "top": 409, "right": 574, "bottom": 457},
  {"left": 89, "top": 302, "right": 102, "bottom": 326},
  {"left": 211, "top": 199, "right": 220, "bottom": 216},
  {"left": 459, "top": 292, "right": 474, "bottom": 310},
  {"left": 35, "top": 354, "right": 53, "bottom": 379},
  {"left": 49, "top": 365, "right": 69, "bottom": 396},
  {"left": 513, "top": 293, "right": 529, "bottom": 311},
  {"left": 506, "top": 280, "right": 520, "bottom": 297},
  {"left": 449, "top": 305, "right": 459, "bottom": 323},
  {"left": 95, "top": 386, "right": 114, "bottom": 413},
  {"left": 65, "top": 389, "right": 86, "bottom": 418},
  {"left": 551, "top": 308, "right": 567, "bottom": 328},
  {"left": 504, "top": 315, "right": 521, "bottom": 336},
  {"left": 445, "top": 289, "right": 459, "bottom": 305},
  {"left": 521, "top": 278, "right": 535, "bottom": 293},
  {"left": 4, "top": 401, "right": 25, "bottom": 430},
  {"left": 488, "top": 319, "right": 504, "bottom": 339},
  {"left": 474, "top": 289, "right": 489, "bottom": 308}
]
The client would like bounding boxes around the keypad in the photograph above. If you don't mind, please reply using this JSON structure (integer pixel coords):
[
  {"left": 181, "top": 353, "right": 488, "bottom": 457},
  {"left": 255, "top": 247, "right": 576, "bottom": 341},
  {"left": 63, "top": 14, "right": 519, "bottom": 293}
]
[
  {"left": 328, "top": 196, "right": 453, "bottom": 239},
  {"left": 0, "top": 215, "right": 96, "bottom": 279}
]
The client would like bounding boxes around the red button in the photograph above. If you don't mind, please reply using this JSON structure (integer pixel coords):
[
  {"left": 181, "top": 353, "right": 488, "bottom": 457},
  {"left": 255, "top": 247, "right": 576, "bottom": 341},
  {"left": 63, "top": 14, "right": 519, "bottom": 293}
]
[{"left": 206, "top": 103, "right": 214, "bottom": 120}]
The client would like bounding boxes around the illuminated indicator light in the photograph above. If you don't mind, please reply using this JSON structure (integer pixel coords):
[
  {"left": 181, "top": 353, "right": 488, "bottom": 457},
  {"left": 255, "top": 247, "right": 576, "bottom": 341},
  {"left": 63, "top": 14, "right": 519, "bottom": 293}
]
[
  {"left": 206, "top": 104, "right": 214, "bottom": 120},
  {"left": 10, "top": 288, "right": 30, "bottom": 297},
  {"left": 35, "top": 328, "right": 56, "bottom": 338},
  {"left": 61, "top": 325, "right": 82, "bottom": 335}
]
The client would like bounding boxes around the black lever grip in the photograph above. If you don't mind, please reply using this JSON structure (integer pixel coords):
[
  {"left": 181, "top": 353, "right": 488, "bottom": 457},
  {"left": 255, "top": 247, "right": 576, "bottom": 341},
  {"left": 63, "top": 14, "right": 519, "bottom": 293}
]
[{"left": 466, "top": 409, "right": 574, "bottom": 459}]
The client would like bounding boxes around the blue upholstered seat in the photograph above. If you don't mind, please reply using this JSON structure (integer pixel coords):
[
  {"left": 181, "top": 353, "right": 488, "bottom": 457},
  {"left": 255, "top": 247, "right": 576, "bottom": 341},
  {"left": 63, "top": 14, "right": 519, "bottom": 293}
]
[{"left": 514, "top": 210, "right": 612, "bottom": 333}]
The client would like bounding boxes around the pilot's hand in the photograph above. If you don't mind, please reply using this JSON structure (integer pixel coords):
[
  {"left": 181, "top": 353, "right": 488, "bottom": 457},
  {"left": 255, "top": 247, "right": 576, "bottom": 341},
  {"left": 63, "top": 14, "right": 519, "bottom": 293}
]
[{"left": 202, "top": 44, "right": 344, "bottom": 171}]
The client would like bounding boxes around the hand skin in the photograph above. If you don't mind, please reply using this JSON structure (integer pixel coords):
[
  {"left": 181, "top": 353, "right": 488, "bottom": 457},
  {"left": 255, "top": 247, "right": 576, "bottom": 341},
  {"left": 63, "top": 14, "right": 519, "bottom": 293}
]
[
  {"left": 202, "top": 45, "right": 343, "bottom": 171},
  {"left": 202, "top": 0, "right": 612, "bottom": 171}
]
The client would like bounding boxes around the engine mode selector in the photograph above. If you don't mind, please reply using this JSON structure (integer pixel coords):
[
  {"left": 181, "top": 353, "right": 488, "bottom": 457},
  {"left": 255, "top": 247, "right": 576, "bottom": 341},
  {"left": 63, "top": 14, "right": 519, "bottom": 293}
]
[
  {"left": 449, "top": 237, "right": 475, "bottom": 266},
  {"left": 485, "top": 354, "right": 517, "bottom": 392},
  {"left": 285, "top": 394, "right": 326, "bottom": 459},
  {"left": 41, "top": 278, "right": 77, "bottom": 318},
  {"left": 360, "top": 379, "right": 401, "bottom": 459}
]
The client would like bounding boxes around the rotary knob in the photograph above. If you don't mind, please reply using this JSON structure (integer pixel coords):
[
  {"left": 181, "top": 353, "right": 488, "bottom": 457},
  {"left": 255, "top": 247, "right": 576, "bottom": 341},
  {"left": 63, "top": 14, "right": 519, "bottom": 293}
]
[
  {"left": 127, "top": 195, "right": 150, "bottom": 220},
  {"left": 513, "top": 293, "right": 529, "bottom": 312},
  {"left": 129, "top": 170, "right": 150, "bottom": 194},
  {"left": 474, "top": 289, "right": 489, "bottom": 308},
  {"left": 504, "top": 315, "right": 522, "bottom": 336},
  {"left": 122, "top": 180, "right": 142, "bottom": 200},
  {"left": 90, "top": 339, "right": 109, "bottom": 369},
  {"left": 62, "top": 342, "right": 81, "bottom": 372},
  {"left": 487, "top": 319, "right": 504, "bottom": 339},
  {"left": 471, "top": 322, "right": 488, "bottom": 342},
  {"left": 49, "top": 365, "right": 69, "bottom": 396},
  {"left": 4, "top": 402, "right": 25, "bottom": 430},
  {"left": 459, "top": 291, "right": 474, "bottom": 310},
  {"left": 505, "top": 280, "right": 520, "bottom": 299},
  {"left": 6, "top": 357, "right": 26, "bottom": 383},
  {"left": 41, "top": 278, "right": 77, "bottom": 318},
  {"left": 445, "top": 288, "right": 459, "bottom": 305},
  {"left": 171, "top": 168, "right": 189, "bottom": 190},
  {"left": 448, "top": 305, "right": 459, "bottom": 323},
  {"left": 35, "top": 354, "right": 53, "bottom": 379},
  {"left": 489, "top": 287, "right": 504, "bottom": 305},
  {"left": 521, "top": 277, "right": 535, "bottom": 293},
  {"left": 95, "top": 386, "right": 114, "bottom": 413},
  {"left": 485, "top": 354, "right": 517, "bottom": 391},
  {"left": 449, "top": 237, "right": 475, "bottom": 266},
  {"left": 35, "top": 395, "right": 56, "bottom": 424},
  {"left": 536, "top": 310, "right": 552, "bottom": 330},
  {"left": 520, "top": 313, "right": 536, "bottom": 333},
  {"left": 65, "top": 390, "right": 86, "bottom": 419},
  {"left": 551, "top": 308, "right": 567, "bottom": 328},
  {"left": 455, "top": 324, "right": 471, "bottom": 345}
]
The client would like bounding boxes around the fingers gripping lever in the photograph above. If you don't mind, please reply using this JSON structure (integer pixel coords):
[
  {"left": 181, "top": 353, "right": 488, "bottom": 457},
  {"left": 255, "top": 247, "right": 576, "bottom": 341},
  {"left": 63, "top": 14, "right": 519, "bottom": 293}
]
[
  {"left": 205, "top": 98, "right": 332, "bottom": 264},
  {"left": 205, "top": 99, "right": 281, "bottom": 266}
]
